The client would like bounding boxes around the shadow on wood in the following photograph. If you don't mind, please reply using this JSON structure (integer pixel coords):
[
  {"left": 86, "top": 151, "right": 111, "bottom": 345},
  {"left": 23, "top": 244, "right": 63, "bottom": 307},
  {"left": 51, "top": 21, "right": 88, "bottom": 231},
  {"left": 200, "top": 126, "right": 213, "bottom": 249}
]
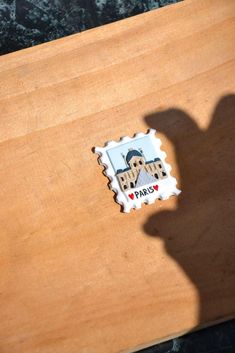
[{"left": 143, "top": 94, "right": 235, "bottom": 326}]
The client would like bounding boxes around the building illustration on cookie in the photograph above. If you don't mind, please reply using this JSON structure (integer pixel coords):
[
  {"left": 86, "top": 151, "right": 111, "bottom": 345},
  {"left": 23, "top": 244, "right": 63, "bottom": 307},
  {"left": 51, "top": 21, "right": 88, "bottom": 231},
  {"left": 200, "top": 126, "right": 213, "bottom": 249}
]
[
  {"left": 116, "top": 148, "right": 167, "bottom": 191},
  {"left": 95, "top": 129, "right": 181, "bottom": 212}
]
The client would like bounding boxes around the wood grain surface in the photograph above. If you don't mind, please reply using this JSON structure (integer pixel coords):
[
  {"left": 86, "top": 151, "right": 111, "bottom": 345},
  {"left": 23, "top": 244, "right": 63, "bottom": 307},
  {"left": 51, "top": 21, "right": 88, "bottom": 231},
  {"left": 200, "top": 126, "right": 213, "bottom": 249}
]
[{"left": 0, "top": 0, "right": 235, "bottom": 352}]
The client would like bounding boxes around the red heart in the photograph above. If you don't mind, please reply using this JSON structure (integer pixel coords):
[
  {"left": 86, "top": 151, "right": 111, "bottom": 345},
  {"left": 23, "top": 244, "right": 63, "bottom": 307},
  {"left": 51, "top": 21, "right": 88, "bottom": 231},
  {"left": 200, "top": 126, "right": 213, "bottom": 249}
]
[
  {"left": 153, "top": 185, "right": 159, "bottom": 191},
  {"left": 128, "top": 193, "right": 134, "bottom": 200}
]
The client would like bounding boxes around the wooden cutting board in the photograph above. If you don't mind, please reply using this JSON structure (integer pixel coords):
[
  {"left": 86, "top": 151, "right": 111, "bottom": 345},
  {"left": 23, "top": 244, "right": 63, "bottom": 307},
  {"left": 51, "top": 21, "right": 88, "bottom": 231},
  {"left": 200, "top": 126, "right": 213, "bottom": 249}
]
[{"left": 0, "top": 0, "right": 235, "bottom": 352}]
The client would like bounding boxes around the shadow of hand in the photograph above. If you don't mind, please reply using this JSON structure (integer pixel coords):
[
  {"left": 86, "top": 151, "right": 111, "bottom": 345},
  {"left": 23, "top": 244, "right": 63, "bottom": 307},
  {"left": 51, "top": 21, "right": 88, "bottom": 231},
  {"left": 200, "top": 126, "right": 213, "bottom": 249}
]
[{"left": 144, "top": 95, "right": 235, "bottom": 324}]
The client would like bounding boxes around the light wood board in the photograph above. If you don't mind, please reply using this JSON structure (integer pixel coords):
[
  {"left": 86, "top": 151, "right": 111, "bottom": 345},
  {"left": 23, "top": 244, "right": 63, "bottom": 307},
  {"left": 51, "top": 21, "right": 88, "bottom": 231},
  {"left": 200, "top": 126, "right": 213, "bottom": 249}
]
[{"left": 0, "top": 0, "right": 235, "bottom": 352}]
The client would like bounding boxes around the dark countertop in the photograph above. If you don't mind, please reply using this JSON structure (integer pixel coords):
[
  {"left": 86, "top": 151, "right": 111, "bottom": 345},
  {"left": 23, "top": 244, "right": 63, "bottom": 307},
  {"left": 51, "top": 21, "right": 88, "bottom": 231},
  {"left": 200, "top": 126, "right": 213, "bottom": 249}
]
[
  {"left": 1, "top": 1, "right": 234, "bottom": 352},
  {"left": 1, "top": 0, "right": 180, "bottom": 55},
  {"left": 140, "top": 320, "right": 235, "bottom": 353}
]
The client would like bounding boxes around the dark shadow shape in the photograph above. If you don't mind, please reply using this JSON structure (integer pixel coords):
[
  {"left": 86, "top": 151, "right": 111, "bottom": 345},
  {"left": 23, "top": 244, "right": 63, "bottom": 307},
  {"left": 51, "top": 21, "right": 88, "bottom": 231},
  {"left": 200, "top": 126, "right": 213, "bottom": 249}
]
[{"left": 143, "top": 95, "right": 235, "bottom": 326}]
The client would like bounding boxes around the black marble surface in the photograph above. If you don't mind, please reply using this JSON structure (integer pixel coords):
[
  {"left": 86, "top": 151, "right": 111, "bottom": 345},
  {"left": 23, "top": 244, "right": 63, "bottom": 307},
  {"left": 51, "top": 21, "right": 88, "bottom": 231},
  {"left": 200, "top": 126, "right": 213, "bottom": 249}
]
[
  {"left": 140, "top": 320, "right": 235, "bottom": 353},
  {"left": 1, "top": 1, "right": 235, "bottom": 353},
  {"left": 0, "top": 0, "right": 180, "bottom": 55}
]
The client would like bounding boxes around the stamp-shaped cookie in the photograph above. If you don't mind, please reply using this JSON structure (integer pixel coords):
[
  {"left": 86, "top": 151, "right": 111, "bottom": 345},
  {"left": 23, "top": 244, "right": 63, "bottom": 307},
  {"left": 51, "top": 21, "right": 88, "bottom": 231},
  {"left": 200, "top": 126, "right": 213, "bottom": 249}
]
[{"left": 95, "top": 129, "right": 180, "bottom": 213}]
